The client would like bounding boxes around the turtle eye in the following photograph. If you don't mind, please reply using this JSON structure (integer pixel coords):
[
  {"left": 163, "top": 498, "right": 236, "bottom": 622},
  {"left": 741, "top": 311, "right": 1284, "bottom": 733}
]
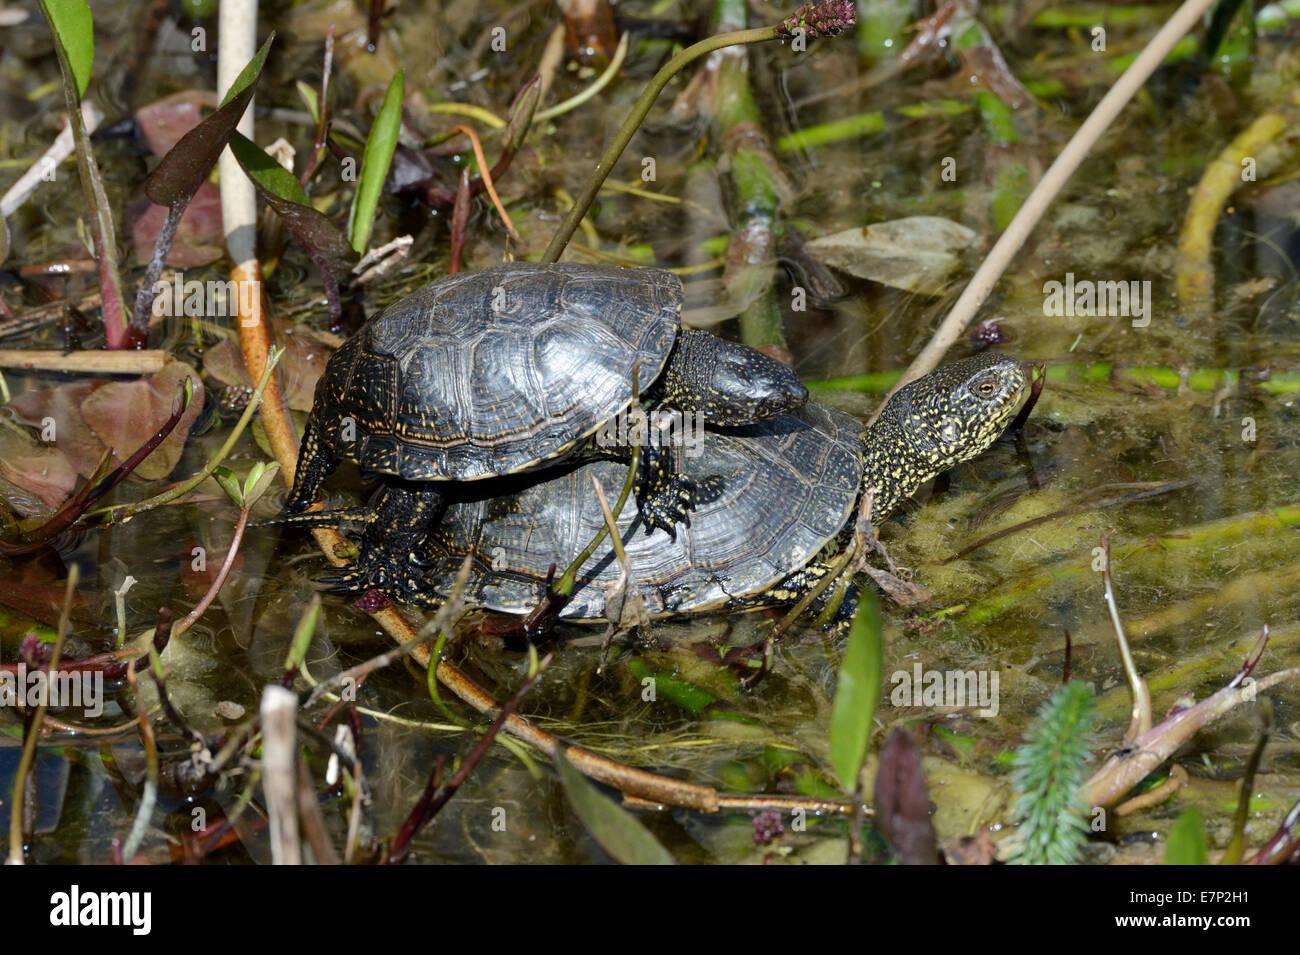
[{"left": 973, "top": 375, "right": 998, "bottom": 398}]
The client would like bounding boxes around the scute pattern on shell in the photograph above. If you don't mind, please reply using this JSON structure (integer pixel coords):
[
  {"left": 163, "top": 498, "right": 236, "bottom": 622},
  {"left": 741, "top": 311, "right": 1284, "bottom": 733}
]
[
  {"left": 417, "top": 404, "right": 865, "bottom": 619},
  {"left": 335, "top": 262, "right": 681, "bottom": 481}
]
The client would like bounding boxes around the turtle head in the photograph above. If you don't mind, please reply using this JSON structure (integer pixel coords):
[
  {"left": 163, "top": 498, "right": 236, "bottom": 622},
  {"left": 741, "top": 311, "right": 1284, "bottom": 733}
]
[
  {"left": 663, "top": 328, "right": 809, "bottom": 424},
  {"left": 863, "top": 352, "right": 1029, "bottom": 520},
  {"left": 880, "top": 352, "right": 1028, "bottom": 467}
]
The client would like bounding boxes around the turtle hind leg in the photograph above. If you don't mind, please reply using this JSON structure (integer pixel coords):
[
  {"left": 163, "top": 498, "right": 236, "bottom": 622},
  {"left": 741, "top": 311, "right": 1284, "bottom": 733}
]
[
  {"left": 284, "top": 414, "right": 337, "bottom": 513},
  {"left": 318, "top": 481, "right": 445, "bottom": 600},
  {"left": 634, "top": 444, "right": 725, "bottom": 536},
  {"left": 735, "top": 559, "right": 859, "bottom": 637}
]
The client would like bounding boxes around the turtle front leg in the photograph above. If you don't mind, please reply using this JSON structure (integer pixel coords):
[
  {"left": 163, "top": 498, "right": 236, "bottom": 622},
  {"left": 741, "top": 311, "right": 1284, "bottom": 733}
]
[
  {"left": 319, "top": 481, "right": 445, "bottom": 600},
  {"left": 285, "top": 413, "right": 338, "bottom": 513},
  {"left": 634, "top": 444, "right": 725, "bottom": 537}
]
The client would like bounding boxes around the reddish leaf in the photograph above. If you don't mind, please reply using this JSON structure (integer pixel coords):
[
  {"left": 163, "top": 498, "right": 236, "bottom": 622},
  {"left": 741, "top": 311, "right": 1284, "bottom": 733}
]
[
  {"left": 0, "top": 558, "right": 89, "bottom": 628},
  {"left": 6, "top": 380, "right": 108, "bottom": 480},
  {"left": 135, "top": 90, "right": 213, "bottom": 157},
  {"left": 873, "top": 728, "right": 939, "bottom": 865},
  {"left": 77, "top": 360, "right": 204, "bottom": 480},
  {"left": 202, "top": 319, "right": 332, "bottom": 411},
  {"left": 127, "top": 181, "right": 225, "bottom": 266},
  {"left": 0, "top": 425, "right": 78, "bottom": 509},
  {"left": 143, "top": 34, "right": 275, "bottom": 208}
]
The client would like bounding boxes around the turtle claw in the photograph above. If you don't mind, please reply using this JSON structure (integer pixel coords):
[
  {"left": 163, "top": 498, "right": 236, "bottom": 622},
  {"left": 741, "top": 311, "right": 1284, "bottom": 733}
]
[
  {"left": 316, "top": 546, "right": 412, "bottom": 599},
  {"left": 634, "top": 442, "right": 729, "bottom": 535},
  {"left": 637, "top": 473, "right": 726, "bottom": 537},
  {"left": 317, "top": 567, "right": 368, "bottom": 593}
]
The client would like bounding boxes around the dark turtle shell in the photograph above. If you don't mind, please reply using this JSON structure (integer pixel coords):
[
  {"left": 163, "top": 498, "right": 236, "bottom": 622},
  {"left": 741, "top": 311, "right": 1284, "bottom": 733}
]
[
  {"left": 415, "top": 403, "right": 865, "bottom": 619},
  {"left": 328, "top": 262, "right": 681, "bottom": 481}
]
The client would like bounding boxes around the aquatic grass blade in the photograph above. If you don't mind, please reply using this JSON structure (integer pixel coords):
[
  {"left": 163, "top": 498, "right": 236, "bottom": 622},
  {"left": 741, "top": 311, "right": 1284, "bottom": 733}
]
[
  {"left": 40, "top": 0, "right": 93, "bottom": 99},
  {"left": 349, "top": 70, "right": 404, "bottom": 253},
  {"left": 296, "top": 81, "right": 319, "bottom": 124},
  {"left": 1164, "top": 807, "right": 1208, "bottom": 864},
  {"left": 554, "top": 750, "right": 675, "bottom": 864},
  {"left": 829, "top": 589, "right": 882, "bottom": 790}
]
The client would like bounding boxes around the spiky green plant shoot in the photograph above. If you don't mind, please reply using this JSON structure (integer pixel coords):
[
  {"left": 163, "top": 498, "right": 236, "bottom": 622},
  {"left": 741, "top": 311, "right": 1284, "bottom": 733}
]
[{"left": 1009, "top": 680, "right": 1099, "bottom": 865}]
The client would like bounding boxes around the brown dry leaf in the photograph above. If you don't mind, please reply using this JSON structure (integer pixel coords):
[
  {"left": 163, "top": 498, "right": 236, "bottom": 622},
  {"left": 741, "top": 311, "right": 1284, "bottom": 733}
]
[
  {"left": 862, "top": 564, "right": 931, "bottom": 605},
  {"left": 942, "top": 830, "right": 996, "bottom": 865},
  {"left": 203, "top": 319, "right": 332, "bottom": 411},
  {"left": 600, "top": 558, "right": 650, "bottom": 648},
  {"left": 77, "top": 359, "right": 205, "bottom": 480},
  {"left": 0, "top": 418, "right": 78, "bottom": 510},
  {"left": 805, "top": 217, "right": 978, "bottom": 295},
  {"left": 6, "top": 380, "right": 108, "bottom": 479}
]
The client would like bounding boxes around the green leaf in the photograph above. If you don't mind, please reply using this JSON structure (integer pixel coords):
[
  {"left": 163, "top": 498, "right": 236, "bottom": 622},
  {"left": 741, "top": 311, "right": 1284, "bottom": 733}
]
[
  {"left": 144, "top": 33, "right": 275, "bottom": 208},
  {"left": 229, "top": 131, "right": 354, "bottom": 271},
  {"left": 554, "top": 751, "right": 674, "bottom": 865},
  {"left": 39, "top": 0, "right": 129, "bottom": 346},
  {"left": 284, "top": 594, "right": 321, "bottom": 672},
  {"left": 229, "top": 131, "right": 311, "bottom": 206},
  {"left": 212, "top": 466, "right": 243, "bottom": 507},
  {"left": 243, "top": 461, "right": 280, "bottom": 507},
  {"left": 349, "top": 70, "right": 404, "bottom": 253},
  {"left": 829, "top": 590, "right": 882, "bottom": 791},
  {"left": 40, "top": 0, "right": 94, "bottom": 100},
  {"left": 229, "top": 133, "right": 355, "bottom": 326},
  {"left": 1164, "top": 807, "right": 1208, "bottom": 865},
  {"left": 296, "top": 81, "right": 319, "bottom": 125},
  {"left": 219, "top": 32, "right": 276, "bottom": 108}
]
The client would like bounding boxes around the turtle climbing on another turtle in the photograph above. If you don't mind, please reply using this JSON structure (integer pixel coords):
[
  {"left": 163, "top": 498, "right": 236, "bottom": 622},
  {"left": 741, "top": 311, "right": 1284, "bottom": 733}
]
[
  {"left": 403, "top": 351, "right": 1030, "bottom": 629},
  {"left": 282, "top": 261, "right": 809, "bottom": 597}
]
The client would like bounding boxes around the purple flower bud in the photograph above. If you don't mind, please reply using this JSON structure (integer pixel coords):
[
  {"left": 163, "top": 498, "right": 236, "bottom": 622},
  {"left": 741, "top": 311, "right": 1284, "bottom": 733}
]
[
  {"left": 753, "top": 809, "right": 785, "bottom": 845},
  {"left": 779, "top": 1, "right": 857, "bottom": 40}
]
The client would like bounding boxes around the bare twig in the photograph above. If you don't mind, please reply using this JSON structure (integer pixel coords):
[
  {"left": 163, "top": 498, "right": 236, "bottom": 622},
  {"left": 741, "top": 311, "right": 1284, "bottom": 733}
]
[
  {"left": 1100, "top": 535, "right": 1152, "bottom": 742},
  {"left": 0, "top": 349, "right": 168, "bottom": 374},
  {"left": 0, "top": 102, "right": 101, "bottom": 218}
]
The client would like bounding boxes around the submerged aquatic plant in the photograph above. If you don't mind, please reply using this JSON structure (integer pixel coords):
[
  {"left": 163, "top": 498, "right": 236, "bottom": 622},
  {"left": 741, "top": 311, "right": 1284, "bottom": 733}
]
[{"left": 1009, "top": 680, "right": 1098, "bottom": 865}]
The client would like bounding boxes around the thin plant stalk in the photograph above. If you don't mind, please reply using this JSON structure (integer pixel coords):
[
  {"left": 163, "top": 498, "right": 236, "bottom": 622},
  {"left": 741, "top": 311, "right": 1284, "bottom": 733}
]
[
  {"left": 173, "top": 509, "right": 249, "bottom": 637},
  {"left": 120, "top": 660, "right": 159, "bottom": 862},
  {"left": 540, "top": 3, "right": 854, "bottom": 262},
  {"left": 7, "top": 566, "right": 78, "bottom": 865}
]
